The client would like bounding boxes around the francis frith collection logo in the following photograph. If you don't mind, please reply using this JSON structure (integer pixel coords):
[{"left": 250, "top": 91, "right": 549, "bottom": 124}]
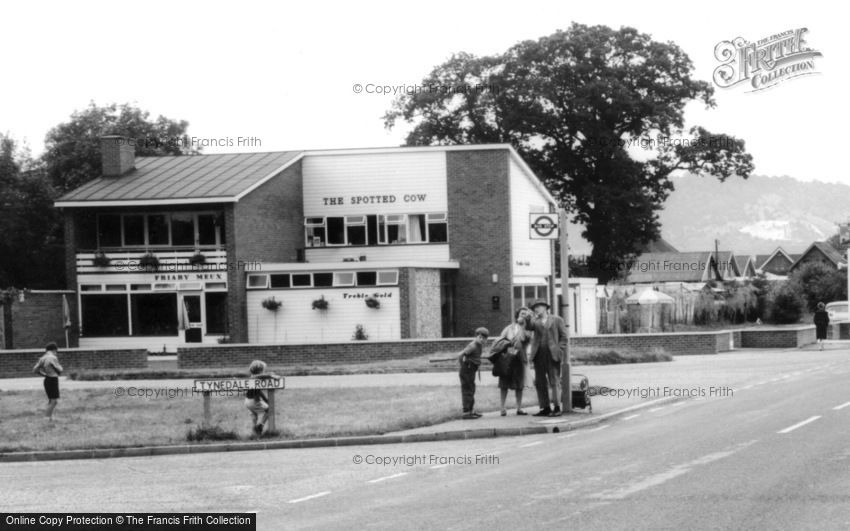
[{"left": 713, "top": 28, "right": 822, "bottom": 92}]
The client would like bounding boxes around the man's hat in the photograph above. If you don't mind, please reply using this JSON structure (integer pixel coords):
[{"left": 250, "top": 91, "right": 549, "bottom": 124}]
[
  {"left": 474, "top": 327, "right": 490, "bottom": 337},
  {"left": 530, "top": 299, "right": 550, "bottom": 310}
]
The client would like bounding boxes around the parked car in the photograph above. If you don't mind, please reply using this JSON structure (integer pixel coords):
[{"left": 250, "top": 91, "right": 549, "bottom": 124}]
[{"left": 826, "top": 301, "right": 850, "bottom": 322}]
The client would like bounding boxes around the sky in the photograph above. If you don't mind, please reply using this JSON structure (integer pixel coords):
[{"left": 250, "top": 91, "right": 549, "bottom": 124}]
[{"left": 0, "top": 0, "right": 843, "bottom": 183}]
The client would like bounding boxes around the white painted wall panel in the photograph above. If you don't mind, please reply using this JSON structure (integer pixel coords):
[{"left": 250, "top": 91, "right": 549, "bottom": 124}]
[
  {"left": 302, "top": 152, "right": 447, "bottom": 216},
  {"left": 305, "top": 244, "right": 449, "bottom": 263},
  {"left": 246, "top": 288, "right": 401, "bottom": 343},
  {"left": 510, "top": 159, "right": 553, "bottom": 278}
]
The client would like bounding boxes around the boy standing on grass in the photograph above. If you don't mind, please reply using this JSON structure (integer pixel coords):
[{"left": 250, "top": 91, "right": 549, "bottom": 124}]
[
  {"left": 33, "top": 342, "right": 63, "bottom": 421},
  {"left": 458, "top": 327, "right": 489, "bottom": 419},
  {"left": 245, "top": 360, "right": 270, "bottom": 436}
]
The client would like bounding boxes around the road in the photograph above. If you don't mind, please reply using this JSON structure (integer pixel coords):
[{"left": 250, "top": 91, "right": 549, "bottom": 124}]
[{"left": 2, "top": 349, "right": 850, "bottom": 530}]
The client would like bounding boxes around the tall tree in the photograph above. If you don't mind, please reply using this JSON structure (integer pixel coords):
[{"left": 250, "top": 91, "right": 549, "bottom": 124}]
[
  {"left": 44, "top": 102, "right": 198, "bottom": 195},
  {"left": 385, "top": 23, "right": 754, "bottom": 282}
]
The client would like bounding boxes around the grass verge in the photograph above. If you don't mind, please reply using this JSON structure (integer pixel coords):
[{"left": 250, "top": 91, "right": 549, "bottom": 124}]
[{"left": 0, "top": 385, "right": 513, "bottom": 453}]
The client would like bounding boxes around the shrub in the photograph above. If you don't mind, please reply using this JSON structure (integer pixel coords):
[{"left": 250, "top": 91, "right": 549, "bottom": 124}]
[
  {"left": 352, "top": 324, "right": 368, "bottom": 340},
  {"left": 186, "top": 425, "right": 239, "bottom": 442},
  {"left": 767, "top": 281, "right": 805, "bottom": 324},
  {"left": 312, "top": 296, "right": 329, "bottom": 310},
  {"left": 92, "top": 251, "right": 110, "bottom": 267},
  {"left": 189, "top": 252, "right": 206, "bottom": 266},
  {"left": 789, "top": 262, "right": 847, "bottom": 312}
]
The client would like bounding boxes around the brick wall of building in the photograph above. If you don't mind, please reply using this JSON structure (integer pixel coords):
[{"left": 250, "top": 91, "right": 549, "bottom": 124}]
[
  {"left": 571, "top": 331, "right": 734, "bottom": 355},
  {"left": 229, "top": 160, "right": 304, "bottom": 342},
  {"left": 5, "top": 291, "right": 76, "bottom": 350},
  {"left": 446, "top": 150, "right": 513, "bottom": 337},
  {"left": 0, "top": 348, "right": 147, "bottom": 378}
]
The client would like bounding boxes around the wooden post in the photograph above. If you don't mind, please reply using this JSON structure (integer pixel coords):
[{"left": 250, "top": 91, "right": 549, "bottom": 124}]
[
  {"left": 202, "top": 391, "right": 211, "bottom": 427},
  {"left": 267, "top": 389, "right": 276, "bottom": 432},
  {"left": 559, "top": 209, "right": 572, "bottom": 412}
]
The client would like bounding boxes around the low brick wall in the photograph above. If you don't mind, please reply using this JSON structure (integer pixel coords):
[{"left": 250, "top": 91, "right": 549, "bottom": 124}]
[
  {"left": 0, "top": 348, "right": 147, "bottom": 378},
  {"left": 572, "top": 330, "right": 733, "bottom": 356},
  {"left": 737, "top": 326, "right": 815, "bottom": 348},
  {"left": 827, "top": 323, "right": 850, "bottom": 340},
  {"left": 179, "top": 330, "right": 735, "bottom": 368},
  {"left": 178, "top": 339, "right": 478, "bottom": 368}
]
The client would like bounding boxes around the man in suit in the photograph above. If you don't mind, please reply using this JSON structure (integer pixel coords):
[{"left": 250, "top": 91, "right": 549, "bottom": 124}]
[{"left": 528, "top": 299, "right": 568, "bottom": 417}]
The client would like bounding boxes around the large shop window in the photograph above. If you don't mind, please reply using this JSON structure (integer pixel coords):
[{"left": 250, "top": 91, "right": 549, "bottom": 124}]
[
  {"left": 81, "top": 294, "right": 129, "bottom": 337},
  {"left": 94, "top": 212, "right": 225, "bottom": 249},
  {"left": 205, "top": 292, "right": 228, "bottom": 334},
  {"left": 131, "top": 293, "right": 177, "bottom": 336},
  {"left": 512, "top": 285, "right": 550, "bottom": 309}
]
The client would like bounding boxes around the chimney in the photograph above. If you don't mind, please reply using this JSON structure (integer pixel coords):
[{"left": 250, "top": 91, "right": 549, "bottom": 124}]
[{"left": 100, "top": 135, "right": 135, "bottom": 177}]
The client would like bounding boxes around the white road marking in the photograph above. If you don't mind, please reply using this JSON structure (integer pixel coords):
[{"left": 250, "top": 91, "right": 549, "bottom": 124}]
[
  {"left": 519, "top": 441, "right": 544, "bottom": 448},
  {"left": 648, "top": 407, "right": 666, "bottom": 413},
  {"left": 588, "top": 425, "right": 610, "bottom": 432},
  {"left": 741, "top": 385, "right": 754, "bottom": 390},
  {"left": 833, "top": 402, "right": 850, "bottom": 411},
  {"left": 430, "top": 464, "right": 448, "bottom": 470},
  {"left": 367, "top": 473, "right": 408, "bottom": 483},
  {"left": 778, "top": 416, "right": 822, "bottom": 434},
  {"left": 557, "top": 433, "right": 577, "bottom": 440},
  {"left": 622, "top": 414, "right": 640, "bottom": 421},
  {"left": 287, "top": 491, "right": 331, "bottom": 504},
  {"left": 672, "top": 401, "right": 688, "bottom": 407},
  {"left": 593, "top": 440, "right": 758, "bottom": 500}
]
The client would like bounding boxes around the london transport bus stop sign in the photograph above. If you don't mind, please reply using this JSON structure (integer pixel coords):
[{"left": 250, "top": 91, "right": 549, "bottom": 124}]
[{"left": 529, "top": 213, "right": 559, "bottom": 239}]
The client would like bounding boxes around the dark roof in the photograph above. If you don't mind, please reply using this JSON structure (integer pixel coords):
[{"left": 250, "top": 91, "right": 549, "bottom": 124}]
[
  {"left": 56, "top": 151, "right": 302, "bottom": 204},
  {"left": 733, "top": 255, "right": 756, "bottom": 276},
  {"left": 626, "top": 252, "right": 714, "bottom": 283},
  {"left": 790, "top": 241, "right": 847, "bottom": 270},
  {"left": 714, "top": 251, "right": 740, "bottom": 278},
  {"left": 755, "top": 248, "right": 794, "bottom": 270},
  {"left": 637, "top": 237, "right": 679, "bottom": 253}
]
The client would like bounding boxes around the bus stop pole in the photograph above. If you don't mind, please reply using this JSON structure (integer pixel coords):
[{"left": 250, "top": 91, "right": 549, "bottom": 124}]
[
  {"left": 268, "top": 389, "right": 276, "bottom": 432},
  {"left": 559, "top": 209, "right": 572, "bottom": 411}
]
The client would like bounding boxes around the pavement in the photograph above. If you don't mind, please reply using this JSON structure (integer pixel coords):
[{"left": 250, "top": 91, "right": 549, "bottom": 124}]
[{"left": 3, "top": 346, "right": 850, "bottom": 529}]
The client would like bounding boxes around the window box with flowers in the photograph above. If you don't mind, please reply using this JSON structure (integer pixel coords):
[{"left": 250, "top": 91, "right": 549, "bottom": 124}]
[
  {"left": 189, "top": 252, "right": 206, "bottom": 266},
  {"left": 365, "top": 296, "right": 380, "bottom": 309},
  {"left": 139, "top": 253, "right": 160, "bottom": 271},
  {"left": 261, "top": 297, "right": 282, "bottom": 312},
  {"left": 311, "top": 296, "right": 329, "bottom": 311},
  {"left": 92, "top": 251, "right": 111, "bottom": 268}
]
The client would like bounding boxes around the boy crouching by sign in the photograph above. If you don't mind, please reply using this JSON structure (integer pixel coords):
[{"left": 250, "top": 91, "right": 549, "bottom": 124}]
[{"left": 245, "top": 360, "right": 270, "bottom": 436}]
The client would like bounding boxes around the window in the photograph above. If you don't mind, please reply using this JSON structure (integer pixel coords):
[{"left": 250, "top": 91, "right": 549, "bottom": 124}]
[
  {"left": 305, "top": 218, "right": 326, "bottom": 247},
  {"left": 148, "top": 215, "right": 170, "bottom": 245},
  {"left": 80, "top": 284, "right": 102, "bottom": 292},
  {"left": 314, "top": 273, "right": 333, "bottom": 287},
  {"left": 334, "top": 272, "right": 355, "bottom": 286},
  {"left": 123, "top": 215, "right": 145, "bottom": 246},
  {"left": 247, "top": 275, "right": 268, "bottom": 289},
  {"left": 130, "top": 293, "right": 177, "bottom": 336},
  {"left": 377, "top": 270, "right": 399, "bottom": 285},
  {"left": 205, "top": 282, "right": 227, "bottom": 290},
  {"left": 105, "top": 284, "right": 126, "bottom": 292},
  {"left": 326, "top": 217, "right": 345, "bottom": 245},
  {"left": 409, "top": 215, "right": 426, "bottom": 243},
  {"left": 292, "top": 274, "right": 311, "bottom": 287},
  {"left": 171, "top": 213, "right": 195, "bottom": 246},
  {"left": 270, "top": 274, "right": 290, "bottom": 288},
  {"left": 98, "top": 214, "right": 121, "bottom": 247},
  {"left": 427, "top": 213, "right": 448, "bottom": 243},
  {"left": 346, "top": 216, "right": 367, "bottom": 245},
  {"left": 356, "top": 271, "right": 377, "bottom": 286},
  {"left": 197, "top": 215, "right": 217, "bottom": 246},
  {"left": 205, "top": 292, "right": 228, "bottom": 335},
  {"left": 384, "top": 215, "right": 406, "bottom": 244},
  {"left": 513, "top": 285, "right": 550, "bottom": 309},
  {"left": 81, "top": 295, "right": 129, "bottom": 336},
  {"left": 131, "top": 284, "right": 151, "bottom": 291}
]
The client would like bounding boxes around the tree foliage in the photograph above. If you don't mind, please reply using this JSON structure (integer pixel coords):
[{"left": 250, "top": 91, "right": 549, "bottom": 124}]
[
  {"left": 767, "top": 282, "right": 805, "bottom": 324},
  {"left": 44, "top": 102, "right": 197, "bottom": 195},
  {"left": 384, "top": 23, "right": 754, "bottom": 282},
  {"left": 789, "top": 262, "right": 847, "bottom": 312}
]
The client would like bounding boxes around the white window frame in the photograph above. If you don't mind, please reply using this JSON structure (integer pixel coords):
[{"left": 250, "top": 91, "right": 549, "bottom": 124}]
[
  {"left": 376, "top": 270, "right": 399, "bottom": 286},
  {"left": 246, "top": 274, "right": 269, "bottom": 289}
]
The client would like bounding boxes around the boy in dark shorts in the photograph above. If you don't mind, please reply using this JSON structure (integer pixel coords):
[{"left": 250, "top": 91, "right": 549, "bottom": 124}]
[
  {"left": 245, "top": 360, "right": 270, "bottom": 436},
  {"left": 458, "top": 327, "right": 489, "bottom": 419},
  {"left": 33, "top": 343, "right": 63, "bottom": 421}
]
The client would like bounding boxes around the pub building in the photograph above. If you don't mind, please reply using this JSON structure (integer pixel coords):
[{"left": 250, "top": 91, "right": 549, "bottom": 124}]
[{"left": 55, "top": 137, "right": 560, "bottom": 351}]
